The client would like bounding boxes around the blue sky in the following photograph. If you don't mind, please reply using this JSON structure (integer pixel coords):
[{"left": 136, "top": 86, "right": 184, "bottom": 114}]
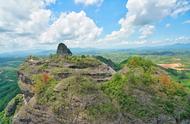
[
  {"left": 0, "top": 0, "right": 190, "bottom": 52},
  {"left": 48, "top": 0, "right": 127, "bottom": 36},
  {"left": 49, "top": 0, "right": 190, "bottom": 39}
]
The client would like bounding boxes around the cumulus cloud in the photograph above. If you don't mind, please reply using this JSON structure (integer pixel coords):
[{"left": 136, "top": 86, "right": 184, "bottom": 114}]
[
  {"left": 124, "top": 0, "right": 175, "bottom": 26},
  {"left": 0, "top": 0, "right": 102, "bottom": 51},
  {"left": 171, "top": 0, "right": 190, "bottom": 17},
  {"left": 0, "top": 0, "right": 55, "bottom": 51},
  {"left": 139, "top": 25, "right": 155, "bottom": 39},
  {"left": 0, "top": 0, "right": 53, "bottom": 33},
  {"left": 0, "top": 0, "right": 190, "bottom": 52},
  {"left": 74, "top": 0, "right": 103, "bottom": 6},
  {"left": 40, "top": 11, "right": 102, "bottom": 46},
  {"left": 104, "top": 0, "right": 190, "bottom": 43}
]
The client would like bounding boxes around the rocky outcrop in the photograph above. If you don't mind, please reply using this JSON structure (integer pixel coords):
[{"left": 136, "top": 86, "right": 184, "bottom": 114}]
[
  {"left": 56, "top": 43, "right": 72, "bottom": 56},
  {"left": 18, "top": 72, "right": 33, "bottom": 84},
  {"left": 17, "top": 72, "right": 34, "bottom": 103},
  {"left": 11, "top": 54, "right": 117, "bottom": 124},
  {"left": 95, "top": 56, "right": 120, "bottom": 71}
]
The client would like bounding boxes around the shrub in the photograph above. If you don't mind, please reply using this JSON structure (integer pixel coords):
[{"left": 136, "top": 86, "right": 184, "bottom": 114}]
[{"left": 121, "top": 56, "right": 154, "bottom": 72}]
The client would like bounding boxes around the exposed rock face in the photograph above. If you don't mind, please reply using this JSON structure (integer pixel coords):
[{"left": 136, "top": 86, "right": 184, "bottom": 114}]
[
  {"left": 56, "top": 43, "right": 72, "bottom": 56},
  {"left": 17, "top": 72, "right": 34, "bottom": 103},
  {"left": 12, "top": 55, "right": 116, "bottom": 124}
]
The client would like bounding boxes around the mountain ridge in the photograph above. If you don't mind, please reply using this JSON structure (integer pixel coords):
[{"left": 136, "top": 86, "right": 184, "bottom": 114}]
[
  {"left": 1, "top": 44, "right": 190, "bottom": 124},
  {"left": 1, "top": 43, "right": 190, "bottom": 58}
]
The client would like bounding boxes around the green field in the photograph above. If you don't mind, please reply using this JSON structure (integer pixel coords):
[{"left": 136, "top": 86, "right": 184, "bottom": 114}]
[{"left": 0, "top": 58, "right": 23, "bottom": 112}]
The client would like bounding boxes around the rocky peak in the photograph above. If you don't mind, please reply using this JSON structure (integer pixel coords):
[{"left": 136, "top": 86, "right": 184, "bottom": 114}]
[{"left": 56, "top": 43, "right": 72, "bottom": 56}]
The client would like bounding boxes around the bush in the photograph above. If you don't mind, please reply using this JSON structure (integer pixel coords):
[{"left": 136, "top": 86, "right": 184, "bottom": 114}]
[{"left": 120, "top": 56, "right": 154, "bottom": 72}]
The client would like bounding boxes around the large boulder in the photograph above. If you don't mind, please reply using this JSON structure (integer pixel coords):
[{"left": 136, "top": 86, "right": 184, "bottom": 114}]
[{"left": 56, "top": 43, "right": 72, "bottom": 56}]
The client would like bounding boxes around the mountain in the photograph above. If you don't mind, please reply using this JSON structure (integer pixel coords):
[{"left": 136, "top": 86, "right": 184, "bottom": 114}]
[
  {"left": 1, "top": 43, "right": 190, "bottom": 58},
  {"left": 161, "top": 43, "right": 190, "bottom": 50},
  {"left": 137, "top": 43, "right": 190, "bottom": 52},
  {"left": 0, "top": 50, "right": 55, "bottom": 58},
  {"left": 1, "top": 44, "right": 190, "bottom": 124},
  {"left": 0, "top": 48, "right": 101, "bottom": 58}
]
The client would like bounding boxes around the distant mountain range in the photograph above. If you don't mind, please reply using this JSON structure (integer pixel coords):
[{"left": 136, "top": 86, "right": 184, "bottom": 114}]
[
  {"left": 0, "top": 49, "right": 55, "bottom": 58},
  {"left": 0, "top": 43, "right": 190, "bottom": 58},
  {"left": 141, "top": 43, "right": 190, "bottom": 51}
]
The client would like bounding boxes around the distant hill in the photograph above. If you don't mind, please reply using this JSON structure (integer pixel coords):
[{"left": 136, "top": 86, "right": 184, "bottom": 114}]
[
  {"left": 138, "top": 43, "right": 190, "bottom": 51},
  {"left": 0, "top": 43, "right": 190, "bottom": 58},
  {"left": 0, "top": 49, "right": 55, "bottom": 58},
  {"left": 0, "top": 48, "right": 100, "bottom": 58}
]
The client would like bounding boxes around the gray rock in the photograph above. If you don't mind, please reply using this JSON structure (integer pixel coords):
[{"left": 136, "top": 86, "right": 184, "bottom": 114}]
[{"left": 57, "top": 43, "right": 72, "bottom": 56}]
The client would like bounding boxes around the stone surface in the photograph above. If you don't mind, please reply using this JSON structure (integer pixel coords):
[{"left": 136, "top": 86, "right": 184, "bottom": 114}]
[{"left": 56, "top": 43, "right": 72, "bottom": 56}]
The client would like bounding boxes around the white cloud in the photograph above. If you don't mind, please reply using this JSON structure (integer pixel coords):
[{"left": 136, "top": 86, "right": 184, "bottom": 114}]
[
  {"left": 0, "top": 0, "right": 190, "bottom": 52},
  {"left": 0, "top": 0, "right": 55, "bottom": 52},
  {"left": 103, "top": 0, "right": 176, "bottom": 42},
  {"left": 183, "top": 20, "right": 190, "bottom": 24},
  {"left": 0, "top": 0, "right": 103, "bottom": 52},
  {"left": 74, "top": 0, "right": 103, "bottom": 6},
  {"left": 40, "top": 11, "right": 102, "bottom": 46},
  {"left": 139, "top": 25, "right": 155, "bottom": 39},
  {"left": 171, "top": 0, "right": 190, "bottom": 17},
  {"left": 103, "top": 0, "right": 190, "bottom": 46},
  {"left": 0, "top": 0, "right": 53, "bottom": 32},
  {"left": 124, "top": 0, "right": 175, "bottom": 26}
]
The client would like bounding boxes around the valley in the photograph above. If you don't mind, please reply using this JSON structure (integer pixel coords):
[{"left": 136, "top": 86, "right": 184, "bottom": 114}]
[{"left": 0, "top": 58, "right": 23, "bottom": 111}]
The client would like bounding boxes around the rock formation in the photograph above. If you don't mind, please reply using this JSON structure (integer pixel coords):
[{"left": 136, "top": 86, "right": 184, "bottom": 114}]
[
  {"left": 11, "top": 52, "right": 116, "bottom": 124},
  {"left": 56, "top": 43, "right": 72, "bottom": 56}
]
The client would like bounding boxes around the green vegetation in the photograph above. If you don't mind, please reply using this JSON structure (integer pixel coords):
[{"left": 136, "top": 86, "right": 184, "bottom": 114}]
[
  {"left": 0, "top": 111, "right": 11, "bottom": 124},
  {"left": 0, "top": 94, "right": 23, "bottom": 124},
  {"left": 95, "top": 50, "right": 190, "bottom": 88},
  {"left": 33, "top": 74, "right": 57, "bottom": 104},
  {"left": 1, "top": 51, "right": 190, "bottom": 123},
  {"left": 95, "top": 56, "right": 120, "bottom": 71},
  {"left": 0, "top": 58, "right": 23, "bottom": 111},
  {"left": 167, "top": 69, "right": 190, "bottom": 87},
  {"left": 102, "top": 57, "right": 190, "bottom": 121},
  {"left": 0, "top": 58, "right": 23, "bottom": 123},
  {"left": 49, "top": 54, "right": 101, "bottom": 65}
]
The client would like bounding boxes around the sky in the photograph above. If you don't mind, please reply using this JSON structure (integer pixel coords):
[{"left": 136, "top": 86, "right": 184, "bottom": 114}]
[{"left": 0, "top": 0, "right": 190, "bottom": 52}]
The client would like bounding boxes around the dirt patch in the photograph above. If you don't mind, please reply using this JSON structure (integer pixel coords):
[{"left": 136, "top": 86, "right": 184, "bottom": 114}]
[{"left": 158, "top": 63, "right": 189, "bottom": 71}]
